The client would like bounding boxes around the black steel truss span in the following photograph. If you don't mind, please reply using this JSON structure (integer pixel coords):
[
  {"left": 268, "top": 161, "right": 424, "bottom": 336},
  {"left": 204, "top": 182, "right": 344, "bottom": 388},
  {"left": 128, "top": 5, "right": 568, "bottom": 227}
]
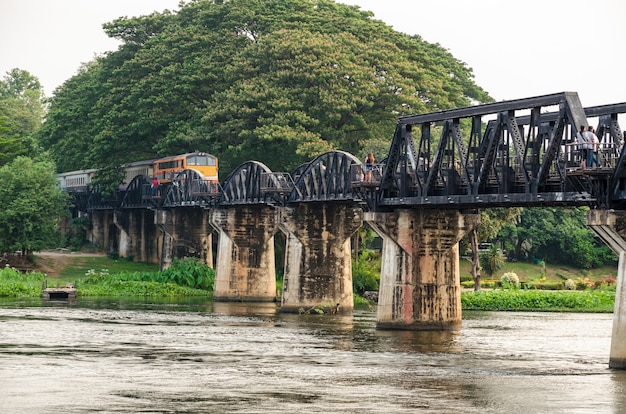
[
  {"left": 219, "top": 161, "right": 286, "bottom": 205},
  {"left": 163, "top": 169, "right": 219, "bottom": 207},
  {"left": 377, "top": 92, "right": 626, "bottom": 210},
  {"left": 288, "top": 151, "right": 361, "bottom": 203}
]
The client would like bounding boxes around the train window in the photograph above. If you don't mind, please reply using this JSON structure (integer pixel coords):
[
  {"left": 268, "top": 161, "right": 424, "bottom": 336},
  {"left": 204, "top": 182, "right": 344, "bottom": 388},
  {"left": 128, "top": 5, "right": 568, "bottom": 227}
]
[
  {"left": 186, "top": 154, "right": 216, "bottom": 166},
  {"left": 158, "top": 160, "right": 179, "bottom": 170}
]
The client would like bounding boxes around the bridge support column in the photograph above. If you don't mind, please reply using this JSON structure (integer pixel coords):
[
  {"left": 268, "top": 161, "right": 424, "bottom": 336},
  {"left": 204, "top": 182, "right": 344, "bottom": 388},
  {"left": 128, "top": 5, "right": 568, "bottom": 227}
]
[
  {"left": 588, "top": 210, "right": 626, "bottom": 369},
  {"left": 156, "top": 208, "right": 213, "bottom": 271},
  {"left": 365, "top": 209, "right": 479, "bottom": 330},
  {"left": 89, "top": 210, "right": 116, "bottom": 254},
  {"left": 279, "top": 204, "right": 362, "bottom": 314},
  {"left": 114, "top": 209, "right": 159, "bottom": 263},
  {"left": 210, "top": 206, "right": 278, "bottom": 302},
  {"left": 155, "top": 210, "right": 173, "bottom": 270}
]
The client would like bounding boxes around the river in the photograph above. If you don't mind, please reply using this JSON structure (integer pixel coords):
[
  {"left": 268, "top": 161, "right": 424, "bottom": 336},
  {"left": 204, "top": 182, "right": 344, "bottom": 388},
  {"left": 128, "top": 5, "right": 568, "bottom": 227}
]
[{"left": 1, "top": 298, "right": 625, "bottom": 413}]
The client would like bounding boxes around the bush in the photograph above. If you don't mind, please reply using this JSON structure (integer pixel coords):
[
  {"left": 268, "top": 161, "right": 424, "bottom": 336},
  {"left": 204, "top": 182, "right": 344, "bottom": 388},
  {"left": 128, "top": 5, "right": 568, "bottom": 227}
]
[
  {"left": 461, "top": 289, "right": 614, "bottom": 312},
  {"left": 575, "top": 277, "right": 595, "bottom": 290},
  {"left": 521, "top": 281, "right": 564, "bottom": 290},
  {"left": 79, "top": 257, "right": 215, "bottom": 297},
  {"left": 597, "top": 274, "right": 616, "bottom": 288},
  {"left": 0, "top": 265, "right": 46, "bottom": 297},
  {"left": 352, "top": 251, "right": 380, "bottom": 295},
  {"left": 500, "top": 272, "right": 519, "bottom": 289},
  {"left": 564, "top": 279, "right": 576, "bottom": 290},
  {"left": 461, "top": 280, "right": 475, "bottom": 289},
  {"left": 480, "top": 246, "right": 505, "bottom": 276},
  {"left": 460, "top": 275, "right": 473, "bottom": 283}
]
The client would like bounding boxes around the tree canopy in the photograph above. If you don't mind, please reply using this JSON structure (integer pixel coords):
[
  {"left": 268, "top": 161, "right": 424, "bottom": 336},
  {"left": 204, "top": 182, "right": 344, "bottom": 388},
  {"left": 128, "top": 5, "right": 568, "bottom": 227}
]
[
  {"left": 38, "top": 0, "right": 491, "bottom": 175},
  {"left": 0, "top": 157, "right": 68, "bottom": 254},
  {"left": 0, "top": 68, "right": 45, "bottom": 165},
  {"left": 497, "top": 207, "right": 616, "bottom": 269}
]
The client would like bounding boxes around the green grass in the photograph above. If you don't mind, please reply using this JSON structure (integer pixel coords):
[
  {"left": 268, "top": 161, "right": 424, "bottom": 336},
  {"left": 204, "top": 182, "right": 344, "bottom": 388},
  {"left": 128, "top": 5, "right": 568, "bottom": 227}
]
[
  {"left": 459, "top": 259, "right": 617, "bottom": 285},
  {"left": 48, "top": 256, "right": 159, "bottom": 285}
]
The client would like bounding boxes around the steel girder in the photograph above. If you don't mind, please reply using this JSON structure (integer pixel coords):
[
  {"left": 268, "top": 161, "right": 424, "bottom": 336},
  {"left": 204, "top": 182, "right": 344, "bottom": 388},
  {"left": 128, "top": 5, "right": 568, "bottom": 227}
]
[{"left": 377, "top": 92, "right": 602, "bottom": 209}]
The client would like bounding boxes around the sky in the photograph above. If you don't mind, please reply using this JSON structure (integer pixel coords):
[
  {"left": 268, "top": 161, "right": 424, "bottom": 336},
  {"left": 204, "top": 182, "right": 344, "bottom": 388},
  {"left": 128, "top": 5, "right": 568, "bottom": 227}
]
[{"left": 1, "top": 0, "right": 625, "bottom": 110}]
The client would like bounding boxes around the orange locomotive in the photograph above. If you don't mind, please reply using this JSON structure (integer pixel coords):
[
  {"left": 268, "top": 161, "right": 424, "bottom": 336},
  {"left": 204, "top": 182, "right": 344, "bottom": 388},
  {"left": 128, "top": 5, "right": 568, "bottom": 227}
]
[{"left": 153, "top": 152, "right": 218, "bottom": 183}]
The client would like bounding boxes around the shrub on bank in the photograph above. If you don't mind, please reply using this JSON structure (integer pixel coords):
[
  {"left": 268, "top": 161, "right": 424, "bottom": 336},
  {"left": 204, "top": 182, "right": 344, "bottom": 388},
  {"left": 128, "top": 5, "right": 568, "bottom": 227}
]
[
  {"left": 500, "top": 272, "right": 519, "bottom": 289},
  {"left": 0, "top": 266, "right": 45, "bottom": 297},
  {"left": 0, "top": 258, "right": 214, "bottom": 298},
  {"left": 78, "top": 257, "right": 214, "bottom": 297}
]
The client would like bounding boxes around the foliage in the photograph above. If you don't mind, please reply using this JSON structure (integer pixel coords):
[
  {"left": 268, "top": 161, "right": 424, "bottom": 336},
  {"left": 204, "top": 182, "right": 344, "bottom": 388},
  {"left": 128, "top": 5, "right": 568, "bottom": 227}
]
[
  {"left": 67, "top": 217, "right": 90, "bottom": 251},
  {"left": 479, "top": 245, "right": 505, "bottom": 277},
  {"left": 500, "top": 272, "right": 519, "bottom": 289},
  {"left": 81, "top": 257, "right": 215, "bottom": 293},
  {"left": 461, "top": 289, "right": 615, "bottom": 312},
  {"left": 352, "top": 250, "right": 380, "bottom": 294},
  {"left": 497, "top": 207, "right": 616, "bottom": 269},
  {"left": 0, "top": 157, "right": 69, "bottom": 254},
  {"left": 0, "top": 68, "right": 45, "bottom": 165},
  {"left": 574, "top": 277, "right": 595, "bottom": 290},
  {"left": 0, "top": 266, "right": 45, "bottom": 297},
  {"left": 158, "top": 257, "right": 215, "bottom": 290},
  {"left": 39, "top": 0, "right": 491, "bottom": 176},
  {"left": 597, "top": 275, "right": 616, "bottom": 288},
  {"left": 564, "top": 279, "right": 576, "bottom": 290},
  {"left": 78, "top": 273, "right": 209, "bottom": 297}
]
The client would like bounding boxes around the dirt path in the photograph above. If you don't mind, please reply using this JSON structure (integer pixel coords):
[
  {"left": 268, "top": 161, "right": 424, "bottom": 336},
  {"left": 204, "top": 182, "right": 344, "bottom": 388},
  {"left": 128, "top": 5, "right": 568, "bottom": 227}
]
[{"left": 28, "top": 250, "right": 106, "bottom": 278}]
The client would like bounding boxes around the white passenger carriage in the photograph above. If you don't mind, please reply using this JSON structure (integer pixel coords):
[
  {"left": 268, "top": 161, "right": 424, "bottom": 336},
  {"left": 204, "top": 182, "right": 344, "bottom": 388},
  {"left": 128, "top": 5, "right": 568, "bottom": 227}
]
[{"left": 57, "top": 169, "right": 97, "bottom": 194}]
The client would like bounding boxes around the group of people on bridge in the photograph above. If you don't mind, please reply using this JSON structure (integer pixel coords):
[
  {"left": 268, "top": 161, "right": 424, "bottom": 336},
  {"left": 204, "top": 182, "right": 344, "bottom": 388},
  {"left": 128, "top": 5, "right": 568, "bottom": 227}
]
[{"left": 577, "top": 124, "right": 601, "bottom": 169}]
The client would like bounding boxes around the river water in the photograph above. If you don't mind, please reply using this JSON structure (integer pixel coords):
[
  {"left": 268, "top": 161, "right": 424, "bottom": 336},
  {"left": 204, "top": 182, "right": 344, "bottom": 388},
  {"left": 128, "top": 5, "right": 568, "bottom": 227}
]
[{"left": 1, "top": 298, "right": 625, "bottom": 414}]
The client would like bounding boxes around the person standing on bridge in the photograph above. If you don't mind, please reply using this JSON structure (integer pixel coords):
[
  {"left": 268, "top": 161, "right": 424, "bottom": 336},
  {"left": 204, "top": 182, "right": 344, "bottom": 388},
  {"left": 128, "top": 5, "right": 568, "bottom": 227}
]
[
  {"left": 151, "top": 176, "right": 160, "bottom": 197},
  {"left": 585, "top": 126, "right": 600, "bottom": 168},
  {"left": 577, "top": 125, "right": 587, "bottom": 169},
  {"left": 365, "top": 152, "right": 375, "bottom": 182}
]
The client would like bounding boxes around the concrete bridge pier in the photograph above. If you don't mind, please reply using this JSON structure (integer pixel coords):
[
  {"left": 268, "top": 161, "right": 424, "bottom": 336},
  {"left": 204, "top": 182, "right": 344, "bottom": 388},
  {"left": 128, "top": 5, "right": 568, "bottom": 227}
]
[
  {"left": 156, "top": 208, "right": 214, "bottom": 270},
  {"left": 89, "top": 210, "right": 116, "bottom": 254},
  {"left": 587, "top": 209, "right": 626, "bottom": 369},
  {"left": 279, "top": 204, "right": 363, "bottom": 315},
  {"left": 114, "top": 209, "right": 159, "bottom": 263},
  {"left": 365, "top": 209, "right": 479, "bottom": 331},
  {"left": 210, "top": 206, "right": 278, "bottom": 302}
]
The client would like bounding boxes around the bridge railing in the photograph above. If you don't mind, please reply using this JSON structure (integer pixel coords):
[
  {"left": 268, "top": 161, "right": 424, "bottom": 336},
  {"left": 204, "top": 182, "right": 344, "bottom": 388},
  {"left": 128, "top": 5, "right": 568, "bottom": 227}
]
[
  {"left": 562, "top": 142, "right": 622, "bottom": 170},
  {"left": 187, "top": 179, "right": 221, "bottom": 197},
  {"left": 260, "top": 172, "right": 294, "bottom": 193}
]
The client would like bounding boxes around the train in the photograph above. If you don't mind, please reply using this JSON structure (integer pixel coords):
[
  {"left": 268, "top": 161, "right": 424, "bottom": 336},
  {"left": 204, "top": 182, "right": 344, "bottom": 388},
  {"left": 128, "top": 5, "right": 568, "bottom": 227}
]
[{"left": 57, "top": 152, "right": 219, "bottom": 193}]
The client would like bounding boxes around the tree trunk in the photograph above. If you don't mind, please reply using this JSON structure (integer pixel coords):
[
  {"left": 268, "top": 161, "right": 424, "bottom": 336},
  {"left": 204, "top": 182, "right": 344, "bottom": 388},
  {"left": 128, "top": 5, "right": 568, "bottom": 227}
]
[
  {"left": 515, "top": 237, "right": 524, "bottom": 261},
  {"left": 470, "top": 228, "right": 481, "bottom": 291}
]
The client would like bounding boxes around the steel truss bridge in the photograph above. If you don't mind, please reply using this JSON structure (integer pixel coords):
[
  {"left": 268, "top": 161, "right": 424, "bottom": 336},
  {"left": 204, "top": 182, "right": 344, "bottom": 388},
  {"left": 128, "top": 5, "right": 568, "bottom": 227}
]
[{"left": 81, "top": 92, "right": 626, "bottom": 212}]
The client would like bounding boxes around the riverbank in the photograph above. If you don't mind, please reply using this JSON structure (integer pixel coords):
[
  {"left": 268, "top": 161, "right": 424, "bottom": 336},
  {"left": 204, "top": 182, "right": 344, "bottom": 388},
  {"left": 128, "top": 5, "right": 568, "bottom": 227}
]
[{"left": 0, "top": 252, "right": 617, "bottom": 313}]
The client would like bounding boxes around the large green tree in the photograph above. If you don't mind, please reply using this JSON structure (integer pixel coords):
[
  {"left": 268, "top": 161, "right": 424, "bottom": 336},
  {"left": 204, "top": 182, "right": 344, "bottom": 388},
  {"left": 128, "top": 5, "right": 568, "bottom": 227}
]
[
  {"left": 0, "top": 157, "right": 68, "bottom": 255},
  {"left": 39, "top": 0, "right": 491, "bottom": 176},
  {"left": 0, "top": 68, "right": 45, "bottom": 164},
  {"left": 498, "top": 207, "right": 616, "bottom": 269},
  {"left": 466, "top": 208, "right": 522, "bottom": 290}
]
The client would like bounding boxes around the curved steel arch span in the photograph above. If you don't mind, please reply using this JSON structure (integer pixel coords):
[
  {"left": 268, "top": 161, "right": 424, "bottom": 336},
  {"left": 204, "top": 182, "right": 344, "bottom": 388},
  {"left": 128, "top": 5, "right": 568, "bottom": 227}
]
[
  {"left": 219, "top": 161, "right": 275, "bottom": 205},
  {"left": 162, "top": 169, "right": 218, "bottom": 207},
  {"left": 288, "top": 150, "right": 361, "bottom": 203},
  {"left": 120, "top": 175, "right": 154, "bottom": 209}
]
